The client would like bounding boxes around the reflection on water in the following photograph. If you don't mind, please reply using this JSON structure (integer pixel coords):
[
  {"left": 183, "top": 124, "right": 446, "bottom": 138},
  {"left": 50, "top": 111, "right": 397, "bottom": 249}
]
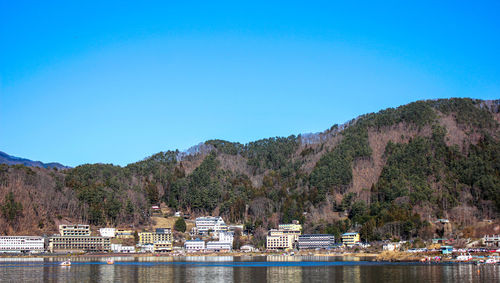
[
  {"left": 0, "top": 256, "right": 499, "bottom": 283},
  {"left": 267, "top": 265, "right": 301, "bottom": 282},
  {"left": 267, "top": 255, "right": 302, "bottom": 262}
]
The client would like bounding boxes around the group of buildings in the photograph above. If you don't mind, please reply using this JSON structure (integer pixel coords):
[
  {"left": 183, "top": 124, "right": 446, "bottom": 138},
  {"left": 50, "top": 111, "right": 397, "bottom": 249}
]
[
  {"left": 0, "top": 216, "right": 240, "bottom": 254},
  {"left": 0, "top": 225, "right": 112, "bottom": 254},
  {"left": 19, "top": 216, "right": 500, "bottom": 255},
  {"left": 0, "top": 219, "right": 363, "bottom": 254},
  {"left": 0, "top": 225, "right": 146, "bottom": 254},
  {"left": 49, "top": 224, "right": 111, "bottom": 253},
  {"left": 184, "top": 216, "right": 234, "bottom": 252},
  {"left": 1, "top": 217, "right": 498, "bottom": 254},
  {"left": 265, "top": 220, "right": 361, "bottom": 251}
]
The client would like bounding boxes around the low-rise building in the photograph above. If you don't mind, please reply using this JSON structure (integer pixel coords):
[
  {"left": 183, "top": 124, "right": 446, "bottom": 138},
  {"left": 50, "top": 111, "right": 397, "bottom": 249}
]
[
  {"left": 206, "top": 241, "right": 232, "bottom": 252},
  {"left": 432, "top": 238, "right": 453, "bottom": 244},
  {"left": 99, "top": 228, "right": 116, "bottom": 238},
  {"left": 140, "top": 244, "right": 154, "bottom": 253},
  {"left": 115, "top": 229, "right": 134, "bottom": 239},
  {"left": 341, "top": 232, "right": 360, "bottom": 247},
  {"left": 195, "top": 216, "right": 228, "bottom": 235},
  {"left": 49, "top": 236, "right": 110, "bottom": 253},
  {"left": 111, "top": 244, "right": 135, "bottom": 253},
  {"left": 440, "top": 245, "right": 453, "bottom": 254},
  {"left": 483, "top": 235, "right": 500, "bottom": 247},
  {"left": 240, "top": 245, "right": 257, "bottom": 252},
  {"left": 185, "top": 240, "right": 205, "bottom": 251},
  {"left": 59, "top": 224, "right": 90, "bottom": 236},
  {"left": 297, "top": 234, "right": 335, "bottom": 250},
  {"left": 0, "top": 236, "right": 45, "bottom": 253},
  {"left": 383, "top": 243, "right": 401, "bottom": 251},
  {"left": 155, "top": 228, "right": 171, "bottom": 235},
  {"left": 278, "top": 221, "right": 302, "bottom": 232},
  {"left": 153, "top": 241, "right": 173, "bottom": 252}
]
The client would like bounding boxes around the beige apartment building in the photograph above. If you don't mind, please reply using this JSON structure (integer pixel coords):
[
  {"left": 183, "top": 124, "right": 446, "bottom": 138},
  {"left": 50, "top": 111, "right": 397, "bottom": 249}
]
[
  {"left": 153, "top": 241, "right": 173, "bottom": 252},
  {"left": 49, "top": 236, "right": 110, "bottom": 253},
  {"left": 266, "top": 230, "right": 295, "bottom": 250},
  {"left": 138, "top": 228, "right": 173, "bottom": 245},
  {"left": 59, "top": 224, "right": 91, "bottom": 236},
  {"left": 116, "top": 229, "right": 134, "bottom": 239}
]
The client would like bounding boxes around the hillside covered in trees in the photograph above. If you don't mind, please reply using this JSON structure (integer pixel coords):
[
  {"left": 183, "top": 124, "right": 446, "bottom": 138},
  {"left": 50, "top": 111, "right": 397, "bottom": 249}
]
[{"left": 0, "top": 98, "right": 498, "bottom": 244}]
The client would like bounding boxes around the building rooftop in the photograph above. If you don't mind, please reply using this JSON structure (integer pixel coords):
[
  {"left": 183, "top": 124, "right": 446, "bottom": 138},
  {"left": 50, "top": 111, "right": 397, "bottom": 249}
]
[{"left": 300, "top": 234, "right": 335, "bottom": 237}]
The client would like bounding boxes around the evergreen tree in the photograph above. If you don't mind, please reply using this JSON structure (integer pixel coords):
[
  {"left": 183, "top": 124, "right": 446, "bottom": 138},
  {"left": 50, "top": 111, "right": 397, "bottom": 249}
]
[{"left": 174, "top": 217, "right": 187, "bottom": 232}]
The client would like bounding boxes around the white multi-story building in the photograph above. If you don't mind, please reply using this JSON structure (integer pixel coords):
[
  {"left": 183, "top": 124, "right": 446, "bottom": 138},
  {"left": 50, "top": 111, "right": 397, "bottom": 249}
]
[
  {"left": 99, "top": 228, "right": 116, "bottom": 238},
  {"left": 0, "top": 236, "right": 45, "bottom": 253},
  {"left": 205, "top": 231, "right": 234, "bottom": 252},
  {"left": 217, "top": 231, "right": 234, "bottom": 243},
  {"left": 195, "top": 216, "right": 228, "bottom": 234},
  {"left": 297, "top": 234, "right": 335, "bottom": 250},
  {"left": 184, "top": 240, "right": 205, "bottom": 251}
]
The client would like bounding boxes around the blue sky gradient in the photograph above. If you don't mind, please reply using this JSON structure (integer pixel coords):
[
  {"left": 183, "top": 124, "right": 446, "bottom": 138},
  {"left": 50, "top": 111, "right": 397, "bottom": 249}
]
[{"left": 1, "top": 1, "right": 499, "bottom": 166}]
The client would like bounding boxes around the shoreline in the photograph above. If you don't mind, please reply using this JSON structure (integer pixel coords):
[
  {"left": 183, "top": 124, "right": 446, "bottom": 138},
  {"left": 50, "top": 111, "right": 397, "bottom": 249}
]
[
  {"left": 0, "top": 252, "right": 378, "bottom": 258},
  {"left": 0, "top": 251, "right": 380, "bottom": 258},
  {"left": 0, "top": 250, "right": 496, "bottom": 264}
]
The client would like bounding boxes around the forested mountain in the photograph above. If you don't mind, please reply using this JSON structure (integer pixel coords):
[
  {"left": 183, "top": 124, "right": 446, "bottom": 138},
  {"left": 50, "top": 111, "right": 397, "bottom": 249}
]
[{"left": 0, "top": 98, "right": 498, "bottom": 244}]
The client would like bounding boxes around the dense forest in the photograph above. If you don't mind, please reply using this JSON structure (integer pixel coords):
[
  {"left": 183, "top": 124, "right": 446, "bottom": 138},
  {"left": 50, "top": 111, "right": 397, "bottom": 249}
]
[{"left": 0, "top": 98, "right": 498, "bottom": 245}]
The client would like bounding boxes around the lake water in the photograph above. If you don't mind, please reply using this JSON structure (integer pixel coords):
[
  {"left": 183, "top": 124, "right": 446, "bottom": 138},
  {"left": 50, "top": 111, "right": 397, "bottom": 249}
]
[{"left": 0, "top": 256, "right": 498, "bottom": 282}]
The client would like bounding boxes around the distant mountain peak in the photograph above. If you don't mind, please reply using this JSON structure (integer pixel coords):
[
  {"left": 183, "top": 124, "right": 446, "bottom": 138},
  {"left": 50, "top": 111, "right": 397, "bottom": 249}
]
[{"left": 0, "top": 151, "right": 70, "bottom": 169}]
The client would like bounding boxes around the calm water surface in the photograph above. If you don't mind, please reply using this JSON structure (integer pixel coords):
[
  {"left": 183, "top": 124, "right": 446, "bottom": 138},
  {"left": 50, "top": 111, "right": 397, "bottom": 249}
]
[{"left": 0, "top": 256, "right": 498, "bottom": 282}]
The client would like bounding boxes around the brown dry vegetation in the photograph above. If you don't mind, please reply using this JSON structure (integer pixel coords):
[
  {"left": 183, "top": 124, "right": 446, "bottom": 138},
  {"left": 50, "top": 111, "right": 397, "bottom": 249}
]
[
  {"left": 0, "top": 98, "right": 498, "bottom": 239},
  {"left": 0, "top": 167, "right": 80, "bottom": 235}
]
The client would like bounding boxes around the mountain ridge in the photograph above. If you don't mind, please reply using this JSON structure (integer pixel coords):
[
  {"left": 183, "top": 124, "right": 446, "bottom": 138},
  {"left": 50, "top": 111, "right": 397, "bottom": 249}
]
[
  {"left": 0, "top": 151, "right": 69, "bottom": 170},
  {"left": 0, "top": 98, "right": 498, "bottom": 245}
]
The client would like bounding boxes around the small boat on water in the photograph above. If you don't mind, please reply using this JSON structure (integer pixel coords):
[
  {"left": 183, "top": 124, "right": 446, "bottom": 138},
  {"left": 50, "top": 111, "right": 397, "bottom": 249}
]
[
  {"left": 60, "top": 260, "right": 71, "bottom": 266},
  {"left": 485, "top": 257, "right": 499, "bottom": 264},
  {"left": 107, "top": 259, "right": 114, "bottom": 265}
]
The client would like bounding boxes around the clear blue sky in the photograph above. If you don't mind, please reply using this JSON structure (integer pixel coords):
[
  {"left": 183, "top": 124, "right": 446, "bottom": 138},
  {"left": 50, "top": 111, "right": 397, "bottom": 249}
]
[{"left": 1, "top": 1, "right": 499, "bottom": 167}]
